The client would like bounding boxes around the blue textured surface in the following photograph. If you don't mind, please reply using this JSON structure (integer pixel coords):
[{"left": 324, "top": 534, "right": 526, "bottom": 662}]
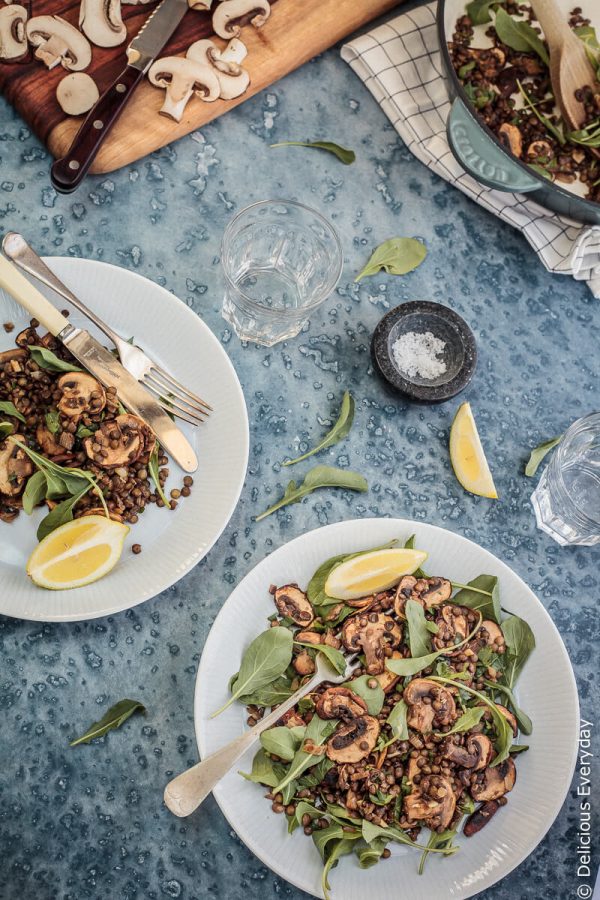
[{"left": 0, "top": 36, "right": 599, "bottom": 900}]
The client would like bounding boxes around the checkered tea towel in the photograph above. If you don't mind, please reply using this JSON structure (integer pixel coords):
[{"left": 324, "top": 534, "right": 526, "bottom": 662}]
[{"left": 341, "top": 2, "right": 600, "bottom": 299}]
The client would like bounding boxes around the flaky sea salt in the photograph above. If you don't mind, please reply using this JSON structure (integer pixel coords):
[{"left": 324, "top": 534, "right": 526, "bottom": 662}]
[{"left": 391, "top": 331, "right": 447, "bottom": 380}]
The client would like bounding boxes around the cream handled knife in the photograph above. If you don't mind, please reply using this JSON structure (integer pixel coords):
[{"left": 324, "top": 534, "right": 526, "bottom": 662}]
[{"left": 0, "top": 256, "right": 198, "bottom": 473}]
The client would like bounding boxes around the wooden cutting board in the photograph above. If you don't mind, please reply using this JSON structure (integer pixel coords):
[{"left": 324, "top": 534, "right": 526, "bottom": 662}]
[{"left": 0, "top": 0, "right": 401, "bottom": 174}]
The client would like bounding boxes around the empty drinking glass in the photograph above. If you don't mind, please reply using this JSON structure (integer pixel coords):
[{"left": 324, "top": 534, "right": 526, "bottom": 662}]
[
  {"left": 220, "top": 200, "right": 343, "bottom": 346},
  {"left": 531, "top": 412, "right": 600, "bottom": 546}
]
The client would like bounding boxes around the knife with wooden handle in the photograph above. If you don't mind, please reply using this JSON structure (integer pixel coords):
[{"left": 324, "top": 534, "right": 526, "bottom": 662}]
[
  {"left": 0, "top": 255, "right": 198, "bottom": 473},
  {"left": 51, "top": 0, "right": 188, "bottom": 193}
]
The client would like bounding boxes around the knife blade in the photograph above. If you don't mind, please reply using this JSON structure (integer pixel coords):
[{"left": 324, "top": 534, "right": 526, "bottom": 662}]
[
  {"left": 51, "top": 0, "right": 188, "bottom": 194},
  {"left": 0, "top": 255, "right": 198, "bottom": 474}
]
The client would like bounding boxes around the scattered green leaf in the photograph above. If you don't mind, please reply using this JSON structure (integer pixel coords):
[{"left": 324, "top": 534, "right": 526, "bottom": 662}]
[
  {"left": 355, "top": 237, "right": 427, "bottom": 282},
  {"left": 284, "top": 392, "right": 354, "bottom": 466},
  {"left": 256, "top": 465, "right": 368, "bottom": 521},
  {"left": 525, "top": 435, "right": 562, "bottom": 476},
  {"left": 270, "top": 140, "right": 355, "bottom": 165},
  {"left": 70, "top": 698, "right": 145, "bottom": 746}
]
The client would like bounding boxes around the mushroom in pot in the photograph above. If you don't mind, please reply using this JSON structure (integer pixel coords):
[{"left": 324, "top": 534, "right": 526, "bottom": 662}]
[
  {"left": 0, "top": 4, "right": 28, "bottom": 61},
  {"left": 148, "top": 56, "right": 220, "bottom": 122},
  {"left": 83, "top": 413, "right": 155, "bottom": 468},
  {"left": 498, "top": 123, "right": 522, "bottom": 158},
  {"left": 57, "top": 372, "right": 106, "bottom": 421},
  {"left": 342, "top": 612, "right": 402, "bottom": 675},
  {"left": 403, "top": 678, "right": 457, "bottom": 733},
  {"left": 212, "top": 0, "right": 270, "bottom": 40},
  {"left": 0, "top": 435, "right": 33, "bottom": 498},
  {"left": 80, "top": 0, "right": 127, "bottom": 47},
  {"left": 316, "top": 686, "right": 367, "bottom": 721},
  {"left": 274, "top": 584, "right": 314, "bottom": 625},
  {"left": 26, "top": 15, "right": 92, "bottom": 70},
  {"left": 326, "top": 714, "right": 380, "bottom": 763},
  {"left": 403, "top": 775, "right": 456, "bottom": 831},
  {"left": 471, "top": 758, "right": 516, "bottom": 802}
]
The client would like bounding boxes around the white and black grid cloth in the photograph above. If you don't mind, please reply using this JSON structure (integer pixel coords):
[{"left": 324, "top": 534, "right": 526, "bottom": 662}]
[{"left": 341, "top": 3, "right": 600, "bottom": 299}]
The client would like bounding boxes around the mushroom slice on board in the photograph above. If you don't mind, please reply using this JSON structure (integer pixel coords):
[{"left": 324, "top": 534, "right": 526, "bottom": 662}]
[
  {"left": 316, "top": 686, "right": 367, "bottom": 721},
  {"left": 326, "top": 714, "right": 380, "bottom": 763},
  {"left": 0, "top": 434, "right": 33, "bottom": 498},
  {"left": 80, "top": 0, "right": 127, "bottom": 48},
  {"left": 273, "top": 584, "right": 314, "bottom": 625},
  {"left": 471, "top": 758, "right": 516, "bottom": 802},
  {"left": 187, "top": 38, "right": 250, "bottom": 100},
  {"left": 84, "top": 413, "right": 155, "bottom": 469},
  {"left": 342, "top": 612, "right": 402, "bottom": 675},
  {"left": 403, "top": 678, "right": 457, "bottom": 733},
  {"left": 403, "top": 775, "right": 456, "bottom": 831},
  {"left": 26, "top": 15, "right": 92, "bottom": 70},
  {"left": 212, "top": 0, "right": 270, "bottom": 40},
  {"left": 0, "top": 4, "right": 28, "bottom": 61},
  {"left": 57, "top": 372, "right": 106, "bottom": 421},
  {"left": 148, "top": 56, "right": 220, "bottom": 122},
  {"left": 56, "top": 72, "right": 100, "bottom": 116}
]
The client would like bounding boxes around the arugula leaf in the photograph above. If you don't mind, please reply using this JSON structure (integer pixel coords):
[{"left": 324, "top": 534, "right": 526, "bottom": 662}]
[
  {"left": 466, "top": 0, "right": 500, "bottom": 24},
  {"left": 483, "top": 679, "right": 532, "bottom": 735},
  {"left": 149, "top": 444, "right": 171, "bottom": 509},
  {"left": 295, "top": 641, "right": 347, "bottom": 675},
  {"left": 260, "top": 725, "right": 306, "bottom": 761},
  {"left": 501, "top": 616, "right": 535, "bottom": 688},
  {"left": 386, "top": 613, "right": 482, "bottom": 678},
  {"left": 405, "top": 598, "right": 432, "bottom": 659},
  {"left": 525, "top": 435, "right": 562, "bottom": 477},
  {"left": 239, "top": 748, "right": 285, "bottom": 787},
  {"left": 44, "top": 409, "right": 61, "bottom": 435},
  {"left": 283, "top": 392, "right": 354, "bottom": 467},
  {"left": 22, "top": 470, "right": 48, "bottom": 515},
  {"left": 320, "top": 835, "right": 359, "bottom": 900},
  {"left": 434, "top": 706, "right": 485, "bottom": 736},
  {"left": 355, "top": 237, "right": 427, "bottom": 282},
  {"left": 307, "top": 540, "right": 398, "bottom": 607},
  {"left": 76, "top": 423, "right": 97, "bottom": 439},
  {"left": 212, "top": 627, "right": 294, "bottom": 717},
  {"left": 236, "top": 675, "right": 294, "bottom": 707},
  {"left": 418, "top": 826, "right": 458, "bottom": 875},
  {"left": 403, "top": 534, "right": 427, "bottom": 576},
  {"left": 255, "top": 465, "right": 368, "bottom": 522},
  {"left": 379, "top": 698, "right": 408, "bottom": 749},
  {"left": 451, "top": 574, "right": 501, "bottom": 624},
  {"left": 346, "top": 675, "right": 384, "bottom": 715},
  {"left": 270, "top": 141, "right": 355, "bottom": 165},
  {"left": 0, "top": 400, "right": 25, "bottom": 423},
  {"left": 37, "top": 482, "right": 93, "bottom": 541},
  {"left": 273, "top": 715, "right": 338, "bottom": 793},
  {"left": 0, "top": 422, "right": 14, "bottom": 440},
  {"left": 69, "top": 699, "right": 145, "bottom": 746},
  {"left": 297, "top": 756, "right": 334, "bottom": 788},
  {"left": 494, "top": 8, "right": 549, "bottom": 65},
  {"left": 28, "top": 346, "right": 82, "bottom": 373},
  {"left": 361, "top": 820, "right": 456, "bottom": 855},
  {"left": 509, "top": 743, "right": 529, "bottom": 755},
  {"left": 517, "top": 81, "right": 566, "bottom": 145},
  {"left": 355, "top": 837, "right": 388, "bottom": 869}
]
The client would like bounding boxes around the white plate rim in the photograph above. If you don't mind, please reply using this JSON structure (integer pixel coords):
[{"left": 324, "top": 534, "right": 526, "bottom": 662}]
[
  {"left": 0, "top": 258, "right": 249, "bottom": 622},
  {"left": 194, "top": 517, "right": 580, "bottom": 900}
]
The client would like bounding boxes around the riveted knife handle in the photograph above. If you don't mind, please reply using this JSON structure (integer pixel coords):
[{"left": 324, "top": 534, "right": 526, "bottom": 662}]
[{"left": 51, "top": 65, "right": 146, "bottom": 194}]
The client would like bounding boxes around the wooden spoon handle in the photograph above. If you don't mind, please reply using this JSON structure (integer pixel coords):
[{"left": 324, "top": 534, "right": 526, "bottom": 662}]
[{"left": 528, "top": 0, "right": 577, "bottom": 51}]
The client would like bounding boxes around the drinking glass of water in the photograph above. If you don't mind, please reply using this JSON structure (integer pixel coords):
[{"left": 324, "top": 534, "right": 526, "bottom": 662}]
[
  {"left": 531, "top": 412, "right": 600, "bottom": 546},
  {"left": 220, "top": 200, "right": 343, "bottom": 346}
]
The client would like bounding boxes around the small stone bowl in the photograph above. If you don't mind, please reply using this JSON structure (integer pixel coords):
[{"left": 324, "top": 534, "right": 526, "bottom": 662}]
[{"left": 371, "top": 300, "right": 477, "bottom": 403}]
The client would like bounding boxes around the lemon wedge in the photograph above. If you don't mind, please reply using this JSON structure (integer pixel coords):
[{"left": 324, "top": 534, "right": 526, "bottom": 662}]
[
  {"left": 27, "top": 515, "right": 129, "bottom": 590},
  {"left": 449, "top": 402, "right": 498, "bottom": 499},
  {"left": 325, "top": 548, "right": 428, "bottom": 601}
]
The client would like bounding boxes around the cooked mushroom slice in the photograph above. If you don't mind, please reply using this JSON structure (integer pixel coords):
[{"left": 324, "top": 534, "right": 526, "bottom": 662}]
[
  {"left": 326, "top": 714, "right": 380, "bottom": 764},
  {"left": 463, "top": 797, "right": 507, "bottom": 836},
  {"left": 375, "top": 650, "right": 402, "bottom": 692},
  {"left": 292, "top": 649, "right": 315, "bottom": 676},
  {"left": 498, "top": 123, "right": 522, "bottom": 158},
  {"left": 526, "top": 140, "right": 553, "bottom": 161},
  {"left": 187, "top": 37, "right": 250, "bottom": 100},
  {"left": 77, "top": 507, "right": 124, "bottom": 522},
  {"left": 188, "top": 0, "right": 213, "bottom": 8},
  {"left": 432, "top": 604, "right": 470, "bottom": 656},
  {"left": 212, "top": 0, "right": 270, "bottom": 40},
  {"left": 148, "top": 56, "right": 220, "bottom": 122},
  {"left": 56, "top": 72, "right": 100, "bottom": 115},
  {"left": 406, "top": 753, "right": 426, "bottom": 783},
  {"left": 57, "top": 372, "right": 106, "bottom": 420},
  {"left": 322, "top": 630, "right": 341, "bottom": 650},
  {"left": 394, "top": 575, "right": 452, "bottom": 618},
  {"left": 0, "top": 435, "right": 33, "bottom": 497},
  {"left": 471, "top": 758, "right": 516, "bottom": 802},
  {"left": 0, "top": 4, "right": 27, "bottom": 61},
  {"left": 0, "top": 347, "right": 27, "bottom": 367},
  {"left": 80, "top": 0, "right": 126, "bottom": 47},
  {"left": 83, "top": 413, "right": 155, "bottom": 468},
  {"left": 403, "top": 678, "right": 457, "bottom": 733},
  {"left": 316, "top": 686, "right": 367, "bottom": 721},
  {"left": 342, "top": 612, "right": 402, "bottom": 676},
  {"left": 295, "top": 630, "right": 321, "bottom": 645},
  {"left": 403, "top": 775, "right": 456, "bottom": 831},
  {"left": 36, "top": 424, "right": 64, "bottom": 456},
  {"left": 443, "top": 733, "right": 493, "bottom": 770},
  {"left": 27, "top": 15, "right": 92, "bottom": 70},
  {"left": 274, "top": 584, "right": 314, "bottom": 625},
  {"left": 478, "top": 619, "right": 506, "bottom": 653}
]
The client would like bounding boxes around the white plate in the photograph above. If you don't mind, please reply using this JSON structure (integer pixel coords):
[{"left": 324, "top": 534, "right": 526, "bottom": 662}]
[
  {"left": 0, "top": 258, "right": 248, "bottom": 622},
  {"left": 195, "top": 518, "right": 579, "bottom": 900}
]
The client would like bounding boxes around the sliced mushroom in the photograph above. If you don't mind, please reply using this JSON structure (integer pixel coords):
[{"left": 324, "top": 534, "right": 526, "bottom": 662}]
[
  {"left": 375, "top": 650, "right": 402, "bottom": 692},
  {"left": 342, "top": 612, "right": 402, "bottom": 676},
  {"left": 188, "top": 0, "right": 213, "bottom": 7},
  {"left": 292, "top": 650, "right": 315, "bottom": 676},
  {"left": 316, "top": 686, "right": 367, "bottom": 720},
  {"left": 0, "top": 4, "right": 27, "bottom": 61},
  {"left": 212, "top": 0, "right": 270, "bottom": 40},
  {"left": 478, "top": 619, "right": 505, "bottom": 653},
  {"left": 26, "top": 15, "right": 92, "bottom": 70},
  {"left": 295, "top": 630, "right": 321, "bottom": 645},
  {"left": 403, "top": 775, "right": 456, "bottom": 831},
  {"left": 148, "top": 56, "right": 220, "bottom": 122},
  {"left": 394, "top": 575, "right": 452, "bottom": 618},
  {"left": 471, "top": 758, "right": 516, "bottom": 802},
  {"left": 463, "top": 797, "right": 507, "bottom": 836},
  {"left": 0, "top": 435, "right": 33, "bottom": 497},
  {"left": 57, "top": 372, "right": 106, "bottom": 420},
  {"left": 403, "top": 678, "right": 457, "bottom": 733},
  {"left": 36, "top": 424, "right": 64, "bottom": 456},
  {"left": 83, "top": 413, "right": 155, "bottom": 468},
  {"left": 498, "top": 123, "right": 522, "bottom": 159},
  {"left": 187, "top": 37, "right": 250, "bottom": 100},
  {"left": 526, "top": 140, "right": 553, "bottom": 161},
  {"left": 274, "top": 584, "right": 314, "bottom": 625},
  {"left": 77, "top": 507, "right": 124, "bottom": 522},
  {"left": 80, "top": 0, "right": 126, "bottom": 47},
  {"left": 56, "top": 71, "right": 100, "bottom": 116},
  {"left": 443, "top": 734, "right": 493, "bottom": 770},
  {"left": 0, "top": 347, "right": 27, "bottom": 367},
  {"left": 326, "top": 714, "right": 380, "bottom": 763},
  {"left": 432, "top": 604, "right": 470, "bottom": 656}
]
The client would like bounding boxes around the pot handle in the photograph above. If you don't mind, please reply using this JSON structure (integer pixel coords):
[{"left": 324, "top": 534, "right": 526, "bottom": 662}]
[{"left": 447, "top": 97, "right": 540, "bottom": 193}]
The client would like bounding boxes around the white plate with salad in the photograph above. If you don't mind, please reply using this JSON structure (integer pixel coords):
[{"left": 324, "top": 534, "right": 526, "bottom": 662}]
[{"left": 195, "top": 518, "right": 579, "bottom": 900}]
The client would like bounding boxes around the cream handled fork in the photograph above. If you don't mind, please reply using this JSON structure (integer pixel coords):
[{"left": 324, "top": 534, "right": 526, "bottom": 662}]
[
  {"left": 2, "top": 233, "right": 211, "bottom": 426},
  {"left": 164, "top": 653, "right": 359, "bottom": 818}
]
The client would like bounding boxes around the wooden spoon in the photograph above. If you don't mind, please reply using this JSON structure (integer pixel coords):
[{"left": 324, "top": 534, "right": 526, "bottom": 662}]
[{"left": 529, "top": 0, "right": 598, "bottom": 130}]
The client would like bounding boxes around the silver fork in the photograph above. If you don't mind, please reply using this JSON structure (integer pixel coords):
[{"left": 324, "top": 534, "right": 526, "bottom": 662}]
[
  {"left": 163, "top": 652, "right": 360, "bottom": 818},
  {"left": 2, "top": 232, "right": 211, "bottom": 426}
]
